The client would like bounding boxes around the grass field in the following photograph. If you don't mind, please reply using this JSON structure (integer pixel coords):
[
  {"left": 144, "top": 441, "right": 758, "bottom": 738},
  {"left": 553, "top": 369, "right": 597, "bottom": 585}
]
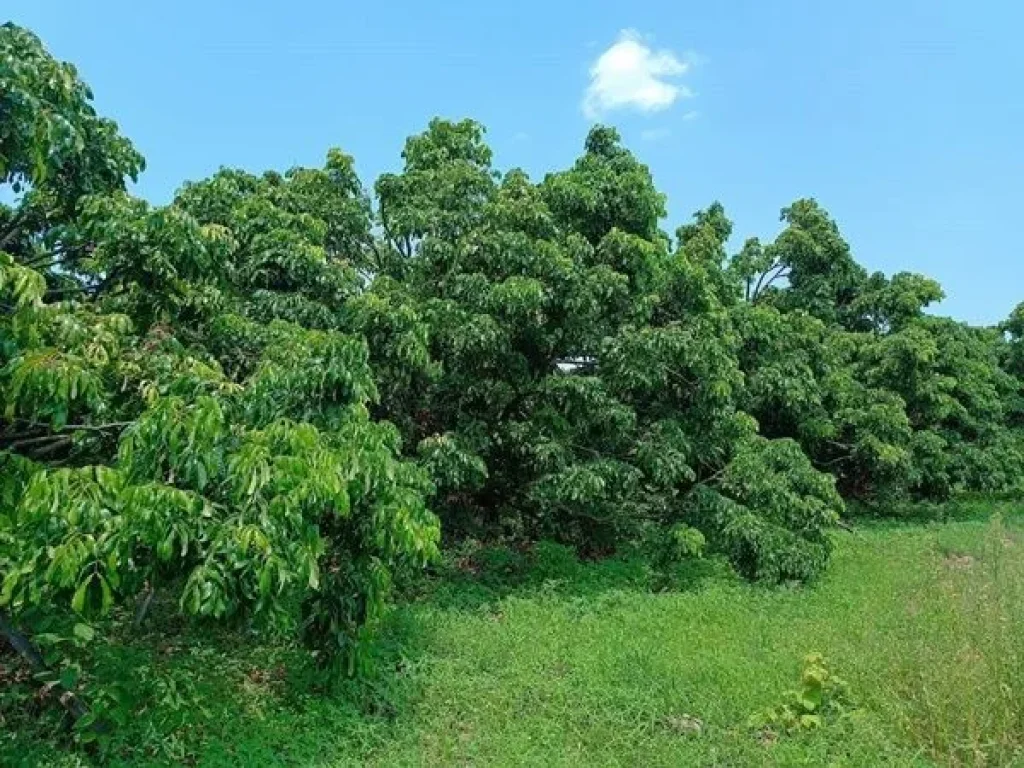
[{"left": 5, "top": 500, "right": 1024, "bottom": 767}]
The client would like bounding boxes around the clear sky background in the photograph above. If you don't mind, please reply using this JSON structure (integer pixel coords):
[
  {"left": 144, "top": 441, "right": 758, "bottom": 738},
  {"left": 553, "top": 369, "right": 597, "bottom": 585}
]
[{"left": 7, "top": 1, "right": 1022, "bottom": 324}]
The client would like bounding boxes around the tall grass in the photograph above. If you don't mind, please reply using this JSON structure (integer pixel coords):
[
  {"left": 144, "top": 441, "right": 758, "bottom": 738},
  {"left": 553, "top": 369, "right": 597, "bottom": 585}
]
[
  {"left": 884, "top": 513, "right": 1024, "bottom": 765},
  {"left": 5, "top": 503, "right": 1024, "bottom": 766}
]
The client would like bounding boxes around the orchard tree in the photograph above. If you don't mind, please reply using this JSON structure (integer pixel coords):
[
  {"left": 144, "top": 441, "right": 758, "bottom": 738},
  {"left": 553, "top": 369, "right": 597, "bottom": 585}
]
[
  {"left": 729, "top": 197, "right": 1023, "bottom": 502},
  {"left": 858, "top": 316, "right": 1022, "bottom": 497},
  {"left": 1, "top": 24, "right": 439, "bottom": 715},
  {"left": 368, "top": 122, "right": 843, "bottom": 577},
  {"left": 735, "top": 199, "right": 866, "bottom": 325}
]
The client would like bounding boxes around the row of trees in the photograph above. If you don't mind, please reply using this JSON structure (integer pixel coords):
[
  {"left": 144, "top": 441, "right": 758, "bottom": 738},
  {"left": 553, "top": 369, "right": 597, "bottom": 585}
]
[{"left": 2, "top": 23, "right": 1023, "bottom": 686}]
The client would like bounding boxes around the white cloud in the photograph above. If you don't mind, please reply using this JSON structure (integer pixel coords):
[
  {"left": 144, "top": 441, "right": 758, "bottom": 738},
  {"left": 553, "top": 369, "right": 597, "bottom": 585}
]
[
  {"left": 582, "top": 30, "right": 692, "bottom": 120},
  {"left": 682, "top": 110, "right": 700, "bottom": 121},
  {"left": 640, "top": 127, "right": 671, "bottom": 142}
]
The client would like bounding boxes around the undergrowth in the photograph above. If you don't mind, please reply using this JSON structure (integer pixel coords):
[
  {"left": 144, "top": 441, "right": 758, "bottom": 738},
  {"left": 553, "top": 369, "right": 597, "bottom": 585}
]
[{"left": 3, "top": 500, "right": 1023, "bottom": 766}]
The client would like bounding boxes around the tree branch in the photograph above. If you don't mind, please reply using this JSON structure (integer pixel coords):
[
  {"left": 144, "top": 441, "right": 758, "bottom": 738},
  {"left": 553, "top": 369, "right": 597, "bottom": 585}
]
[
  {"left": 0, "top": 209, "right": 29, "bottom": 250},
  {"left": 751, "top": 262, "right": 792, "bottom": 302},
  {"left": 133, "top": 586, "right": 155, "bottom": 631},
  {"left": 378, "top": 199, "right": 403, "bottom": 257},
  {"left": 30, "top": 437, "right": 76, "bottom": 459},
  {"left": 815, "top": 455, "right": 852, "bottom": 467},
  {"left": 752, "top": 263, "right": 791, "bottom": 302},
  {"left": 1, "top": 422, "right": 133, "bottom": 456},
  {"left": 3, "top": 434, "right": 73, "bottom": 451},
  {"left": 1, "top": 421, "right": 133, "bottom": 442},
  {"left": 0, "top": 608, "right": 94, "bottom": 725},
  {"left": 43, "top": 269, "right": 121, "bottom": 299},
  {"left": 23, "top": 243, "right": 91, "bottom": 270}
]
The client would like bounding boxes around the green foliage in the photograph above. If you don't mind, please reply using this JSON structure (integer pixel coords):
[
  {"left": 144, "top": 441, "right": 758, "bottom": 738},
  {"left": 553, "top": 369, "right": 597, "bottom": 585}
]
[
  {"left": 8, "top": 502, "right": 1024, "bottom": 766},
  {"left": 3, "top": 25, "right": 1024, "bottom": 758},
  {"left": 542, "top": 124, "right": 667, "bottom": 245},
  {"left": 0, "top": 23, "right": 143, "bottom": 206},
  {"left": 0, "top": 23, "right": 438, "bottom": 695},
  {"left": 860, "top": 316, "right": 1021, "bottom": 499},
  {"left": 750, "top": 653, "right": 854, "bottom": 734},
  {"left": 364, "top": 119, "right": 841, "bottom": 574},
  {"left": 729, "top": 197, "right": 1024, "bottom": 506},
  {"left": 692, "top": 437, "right": 842, "bottom": 582}
]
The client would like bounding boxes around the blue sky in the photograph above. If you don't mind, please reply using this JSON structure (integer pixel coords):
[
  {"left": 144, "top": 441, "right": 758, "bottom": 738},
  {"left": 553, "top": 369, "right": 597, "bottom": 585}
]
[{"left": 8, "top": 1, "right": 1023, "bottom": 324}]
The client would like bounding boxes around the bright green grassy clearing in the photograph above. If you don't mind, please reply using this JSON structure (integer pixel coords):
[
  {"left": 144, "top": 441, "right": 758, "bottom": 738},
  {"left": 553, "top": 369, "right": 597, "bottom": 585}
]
[{"left": 5, "top": 500, "right": 1024, "bottom": 767}]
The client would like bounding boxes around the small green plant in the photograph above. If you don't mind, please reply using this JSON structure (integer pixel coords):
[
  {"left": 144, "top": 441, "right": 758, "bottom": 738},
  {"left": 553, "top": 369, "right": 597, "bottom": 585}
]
[{"left": 750, "top": 653, "right": 854, "bottom": 735}]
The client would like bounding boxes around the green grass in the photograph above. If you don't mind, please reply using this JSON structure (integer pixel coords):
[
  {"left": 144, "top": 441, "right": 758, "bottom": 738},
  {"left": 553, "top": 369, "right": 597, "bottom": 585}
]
[{"left": 5, "top": 500, "right": 1024, "bottom": 767}]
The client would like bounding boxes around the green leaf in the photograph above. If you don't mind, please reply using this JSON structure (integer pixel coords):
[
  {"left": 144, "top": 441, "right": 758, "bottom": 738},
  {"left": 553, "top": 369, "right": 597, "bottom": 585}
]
[
  {"left": 99, "top": 575, "right": 114, "bottom": 614},
  {"left": 799, "top": 714, "right": 822, "bottom": 729},
  {"left": 59, "top": 665, "right": 80, "bottom": 690},
  {"left": 71, "top": 578, "right": 90, "bottom": 614},
  {"left": 799, "top": 692, "right": 821, "bottom": 712},
  {"left": 0, "top": 572, "right": 20, "bottom": 605}
]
